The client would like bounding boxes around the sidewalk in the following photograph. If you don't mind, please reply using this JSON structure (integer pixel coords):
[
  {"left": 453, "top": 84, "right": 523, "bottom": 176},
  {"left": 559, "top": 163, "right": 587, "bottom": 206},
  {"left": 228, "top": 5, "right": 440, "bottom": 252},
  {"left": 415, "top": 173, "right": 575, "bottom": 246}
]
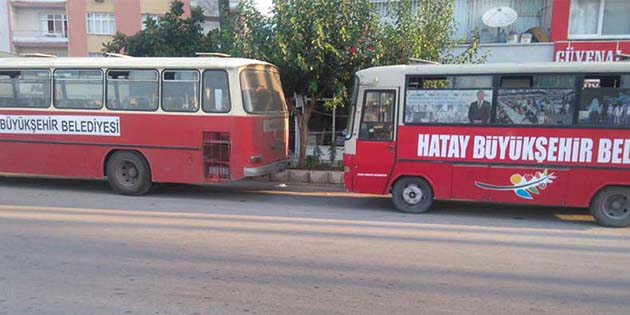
[{"left": 253, "top": 169, "right": 345, "bottom": 186}]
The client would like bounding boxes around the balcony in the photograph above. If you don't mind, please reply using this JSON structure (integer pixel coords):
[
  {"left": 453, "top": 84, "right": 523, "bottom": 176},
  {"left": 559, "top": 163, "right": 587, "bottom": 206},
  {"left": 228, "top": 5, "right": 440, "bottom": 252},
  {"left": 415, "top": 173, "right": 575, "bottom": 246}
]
[
  {"left": 12, "top": 31, "right": 68, "bottom": 47},
  {"left": 10, "top": 0, "right": 66, "bottom": 8}
]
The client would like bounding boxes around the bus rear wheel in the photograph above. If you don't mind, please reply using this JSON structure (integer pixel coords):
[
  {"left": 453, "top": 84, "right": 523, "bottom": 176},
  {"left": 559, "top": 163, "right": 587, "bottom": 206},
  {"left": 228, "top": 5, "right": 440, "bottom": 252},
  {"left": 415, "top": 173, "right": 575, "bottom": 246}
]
[
  {"left": 392, "top": 177, "right": 433, "bottom": 214},
  {"left": 591, "top": 187, "right": 630, "bottom": 228},
  {"left": 106, "top": 151, "right": 152, "bottom": 196}
]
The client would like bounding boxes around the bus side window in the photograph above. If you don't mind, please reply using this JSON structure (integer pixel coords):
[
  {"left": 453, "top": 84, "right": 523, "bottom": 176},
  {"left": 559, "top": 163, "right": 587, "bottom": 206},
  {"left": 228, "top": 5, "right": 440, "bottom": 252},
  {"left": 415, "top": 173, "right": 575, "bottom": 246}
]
[
  {"left": 0, "top": 70, "right": 51, "bottom": 108},
  {"left": 162, "top": 70, "right": 200, "bottom": 112},
  {"left": 106, "top": 70, "right": 159, "bottom": 111},
  {"left": 202, "top": 70, "right": 231, "bottom": 113},
  {"left": 359, "top": 90, "right": 395, "bottom": 141},
  {"left": 495, "top": 74, "right": 575, "bottom": 126},
  {"left": 577, "top": 75, "right": 630, "bottom": 126},
  {"left": 53, "top": 69, "right": 103, "bottom": 109}
]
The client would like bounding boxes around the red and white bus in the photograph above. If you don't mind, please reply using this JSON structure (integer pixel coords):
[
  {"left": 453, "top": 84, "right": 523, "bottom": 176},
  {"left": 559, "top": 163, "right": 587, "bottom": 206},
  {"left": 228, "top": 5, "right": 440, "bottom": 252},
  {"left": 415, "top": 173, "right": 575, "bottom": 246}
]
[
  {"left": 0, "top": 56, "right": 288, "bottom": 195},
  {"left": 344, "top": 62, "right": 630, "bottom": 227}
]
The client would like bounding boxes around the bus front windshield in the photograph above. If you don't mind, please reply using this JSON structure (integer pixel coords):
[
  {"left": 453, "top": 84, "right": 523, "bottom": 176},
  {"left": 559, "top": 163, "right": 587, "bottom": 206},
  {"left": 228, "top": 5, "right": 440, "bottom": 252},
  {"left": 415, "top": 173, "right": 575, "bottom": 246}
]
[
  {"left": 346, "top": 76, "right": 359, "bottom": 139},
  {"left": 240, "top": 69, "right": 286, "bottom": 114}
]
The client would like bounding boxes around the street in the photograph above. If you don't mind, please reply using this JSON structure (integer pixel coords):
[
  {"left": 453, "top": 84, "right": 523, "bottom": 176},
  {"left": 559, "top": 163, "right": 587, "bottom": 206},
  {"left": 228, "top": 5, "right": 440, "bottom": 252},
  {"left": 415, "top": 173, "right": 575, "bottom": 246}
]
[{"left": 0, "top": 176, "right": 629, "bottom": 315}]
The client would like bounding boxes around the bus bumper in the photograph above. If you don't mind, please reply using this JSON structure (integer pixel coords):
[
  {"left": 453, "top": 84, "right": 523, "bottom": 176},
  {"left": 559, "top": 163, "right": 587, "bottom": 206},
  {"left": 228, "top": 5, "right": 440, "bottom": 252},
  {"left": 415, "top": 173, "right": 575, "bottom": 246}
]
[{"left": 243, "top": 160, "right": 289, "bottom": 177}]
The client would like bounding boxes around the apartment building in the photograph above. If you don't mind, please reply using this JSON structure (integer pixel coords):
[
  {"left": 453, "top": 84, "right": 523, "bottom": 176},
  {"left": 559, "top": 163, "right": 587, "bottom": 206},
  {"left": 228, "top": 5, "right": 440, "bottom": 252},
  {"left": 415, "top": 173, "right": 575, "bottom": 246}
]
[{"left": 4, "top": 0, "right": 233, "bottom": 57}]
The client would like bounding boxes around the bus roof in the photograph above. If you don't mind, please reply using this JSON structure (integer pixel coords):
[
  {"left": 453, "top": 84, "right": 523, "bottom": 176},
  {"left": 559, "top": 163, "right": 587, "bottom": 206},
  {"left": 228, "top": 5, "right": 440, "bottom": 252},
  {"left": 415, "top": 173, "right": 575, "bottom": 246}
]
[
  {"left": 356, "top": 62, "right": 630, "bottom": 79},
  {"left": 0, "top": 56, "right": 273, "bottom": 69}
]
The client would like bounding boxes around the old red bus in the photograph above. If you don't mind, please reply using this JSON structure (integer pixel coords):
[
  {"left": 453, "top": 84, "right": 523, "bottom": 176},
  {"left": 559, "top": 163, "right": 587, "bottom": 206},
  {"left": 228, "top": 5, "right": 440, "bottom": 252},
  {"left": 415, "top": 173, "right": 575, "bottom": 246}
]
[
  {"left": 0, "top": 56, "right": 288, "bottom": 195},
  {"left": 344, "top": 62, "right": 630, "bottom": 227}
]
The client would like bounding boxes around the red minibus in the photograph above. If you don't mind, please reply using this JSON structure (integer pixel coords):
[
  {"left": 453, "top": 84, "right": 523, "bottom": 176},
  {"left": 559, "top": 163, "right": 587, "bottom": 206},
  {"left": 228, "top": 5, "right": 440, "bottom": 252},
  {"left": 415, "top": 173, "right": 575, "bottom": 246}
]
[
  {"left": 0, "top": 56, "right": 288, "bottom": 195},
  {"left": 344, "top": 62, "right": 630, "bottom": 227}
]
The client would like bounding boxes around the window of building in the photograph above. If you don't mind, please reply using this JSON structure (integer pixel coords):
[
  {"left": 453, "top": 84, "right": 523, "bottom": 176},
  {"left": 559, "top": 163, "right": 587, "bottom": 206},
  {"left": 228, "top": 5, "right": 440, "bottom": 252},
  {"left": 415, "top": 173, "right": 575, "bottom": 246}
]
[
  {"left": 40, "top": 14, "right": 67, "bottom": 37},
  {"left": 0, "top": 70, "right": 51, "bottom": 108},
  {"left": 107, "top": 70, "right": 159, "bottom": 111},
  {"left": 405, "top": 75, "right": 493, "bottom": 124},
  {"left": 496, "top": 75, "right": 575, "bottom": 126},
  {"left": 359, "top": 90, "right": 395, "bottom": 141},
  {"left": 569, "top": 0, "right": 630, "bottom": 39},
  {"left": 87, "top": 13, "right": 116, "bottom": 35},
  {"left": 162, "top": 70, "right": 200, "bottom": 112},
  {"left": 202, "top": 70, "right": 230, "bottom": 113},
  {"left": 53, "top": 69, "right": 103, "bottom": 109}
]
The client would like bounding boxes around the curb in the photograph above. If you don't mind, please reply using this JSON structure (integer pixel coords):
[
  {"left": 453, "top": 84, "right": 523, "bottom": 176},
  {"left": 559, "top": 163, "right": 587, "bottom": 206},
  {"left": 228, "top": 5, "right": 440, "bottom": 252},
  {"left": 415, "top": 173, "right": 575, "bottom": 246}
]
[{"left": 261, "top": 170, "right": 344, "bottom": 185}]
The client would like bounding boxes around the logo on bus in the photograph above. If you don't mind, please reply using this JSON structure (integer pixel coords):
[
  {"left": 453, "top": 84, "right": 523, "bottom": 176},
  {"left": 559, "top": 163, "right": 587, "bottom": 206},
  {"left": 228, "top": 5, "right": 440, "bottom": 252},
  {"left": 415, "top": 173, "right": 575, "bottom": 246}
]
[{"left": 475, "top": 169, "right": 557, "bottom": 200}]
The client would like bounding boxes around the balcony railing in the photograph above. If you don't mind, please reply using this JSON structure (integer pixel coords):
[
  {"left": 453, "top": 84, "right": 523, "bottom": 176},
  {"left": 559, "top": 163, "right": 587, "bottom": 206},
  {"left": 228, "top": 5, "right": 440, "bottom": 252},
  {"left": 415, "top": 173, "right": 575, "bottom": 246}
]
[
  {"left": 12, "top": 31, "right": 68, "bottom": 46},
  {"left": 11, "top": 0, "right": 66, "bottom": 8}
]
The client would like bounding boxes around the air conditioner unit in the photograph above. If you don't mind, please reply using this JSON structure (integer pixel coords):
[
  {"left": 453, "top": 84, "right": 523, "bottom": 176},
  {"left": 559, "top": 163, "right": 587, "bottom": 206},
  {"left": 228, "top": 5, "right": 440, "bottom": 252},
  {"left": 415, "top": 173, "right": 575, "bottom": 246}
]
[{"left": 95, "top": 0, "right": 104, "bottom": 3}]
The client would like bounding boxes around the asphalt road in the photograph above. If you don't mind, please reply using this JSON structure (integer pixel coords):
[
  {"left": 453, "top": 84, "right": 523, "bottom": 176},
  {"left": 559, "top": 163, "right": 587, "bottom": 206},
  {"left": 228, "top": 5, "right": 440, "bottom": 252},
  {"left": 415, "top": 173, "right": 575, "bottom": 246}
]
[{"left": 0, "top": 176, "right": 629, "bottom": 315}]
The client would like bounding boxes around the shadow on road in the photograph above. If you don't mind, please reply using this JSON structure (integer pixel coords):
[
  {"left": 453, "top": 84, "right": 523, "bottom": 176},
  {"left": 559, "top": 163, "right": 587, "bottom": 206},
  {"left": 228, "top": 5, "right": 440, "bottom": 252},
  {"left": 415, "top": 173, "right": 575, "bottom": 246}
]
[{"left": 0, "top": 175, "right": 596, "bottom": 230}]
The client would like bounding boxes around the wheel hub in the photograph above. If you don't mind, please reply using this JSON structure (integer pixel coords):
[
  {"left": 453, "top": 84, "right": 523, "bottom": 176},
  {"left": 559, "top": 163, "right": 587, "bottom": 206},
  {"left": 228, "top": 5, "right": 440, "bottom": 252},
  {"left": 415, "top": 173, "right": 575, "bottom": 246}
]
[
  {"left": 116, "top": 161, "right": 139, "bottom": 186},
  {"left": 402, "top": 184, "right": 423, "bottom": 205},
  {"left": 603, "top": 194, "right": 630, "bottom": 220}
]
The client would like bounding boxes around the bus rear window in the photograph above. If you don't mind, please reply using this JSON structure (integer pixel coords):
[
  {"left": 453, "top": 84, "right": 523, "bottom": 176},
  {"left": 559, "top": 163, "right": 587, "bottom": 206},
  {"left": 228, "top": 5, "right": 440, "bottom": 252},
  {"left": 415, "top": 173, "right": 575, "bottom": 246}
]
[{"left": 240, "top": 70, "right": 286, "bottom": 114}]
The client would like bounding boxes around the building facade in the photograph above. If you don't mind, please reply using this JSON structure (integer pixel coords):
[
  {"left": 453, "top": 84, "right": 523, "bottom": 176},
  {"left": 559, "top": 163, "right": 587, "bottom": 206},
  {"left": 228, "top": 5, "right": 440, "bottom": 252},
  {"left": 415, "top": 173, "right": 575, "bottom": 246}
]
[
  {"left": 374, "top": 0, "right": 629, "bottom": 63},
  {"left": 552, "top": 0, "right": 630, "bottom": 62},
  {"left": 4, "top": 0, "right": 231, "bottom": 57}
]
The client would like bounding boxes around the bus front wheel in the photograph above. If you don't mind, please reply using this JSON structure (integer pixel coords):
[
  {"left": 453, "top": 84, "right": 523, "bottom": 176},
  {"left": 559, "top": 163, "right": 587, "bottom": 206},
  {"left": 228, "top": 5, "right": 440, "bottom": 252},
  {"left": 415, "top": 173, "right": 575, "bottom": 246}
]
[
  {"left": 591, "top": 187, "right": 630, "bottom": 228},
  {"left": 392, "top": 177, "right": 433, "bottom": 214},
  {"left": 106, "top": 151, "right": 152, "bottom": 196}
]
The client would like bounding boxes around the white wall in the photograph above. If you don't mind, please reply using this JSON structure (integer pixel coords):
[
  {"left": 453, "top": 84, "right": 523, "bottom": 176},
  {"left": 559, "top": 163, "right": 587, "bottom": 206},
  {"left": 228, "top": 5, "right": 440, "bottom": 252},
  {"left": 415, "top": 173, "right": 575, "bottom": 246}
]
[
  {"left": 453, "top": 43, "right": 555, "bottom": 63},
  {"left": 0, "top": 0, "right": 10, "bottom": 53}
]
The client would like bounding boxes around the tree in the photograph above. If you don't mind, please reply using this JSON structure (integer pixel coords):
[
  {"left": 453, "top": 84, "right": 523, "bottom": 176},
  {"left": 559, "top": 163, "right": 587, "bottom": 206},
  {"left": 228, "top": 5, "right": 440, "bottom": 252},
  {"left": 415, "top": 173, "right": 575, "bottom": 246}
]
[
  {"left": 102, "top": 0, "right": 209, "bottom": 56},
  {"left": 378, "top": 0, "right": 485, "bottom": 65},
  {"left": 271, "top": 0, "right": 380, "bottom": 168}
]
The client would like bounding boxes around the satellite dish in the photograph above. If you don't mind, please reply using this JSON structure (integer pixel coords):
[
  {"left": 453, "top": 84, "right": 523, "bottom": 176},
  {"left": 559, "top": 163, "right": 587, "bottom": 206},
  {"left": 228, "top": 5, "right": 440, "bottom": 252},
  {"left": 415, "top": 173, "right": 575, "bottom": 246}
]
[{"left": 482, "top": 7, "right": 518, "bottom": 28}]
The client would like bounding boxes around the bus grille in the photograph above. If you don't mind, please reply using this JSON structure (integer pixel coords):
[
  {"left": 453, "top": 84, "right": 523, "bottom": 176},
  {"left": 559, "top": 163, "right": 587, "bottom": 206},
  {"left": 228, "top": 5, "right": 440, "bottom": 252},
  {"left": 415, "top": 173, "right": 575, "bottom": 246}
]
[{"left": 203, "top": 132, "right": 231, "bottom": 179}]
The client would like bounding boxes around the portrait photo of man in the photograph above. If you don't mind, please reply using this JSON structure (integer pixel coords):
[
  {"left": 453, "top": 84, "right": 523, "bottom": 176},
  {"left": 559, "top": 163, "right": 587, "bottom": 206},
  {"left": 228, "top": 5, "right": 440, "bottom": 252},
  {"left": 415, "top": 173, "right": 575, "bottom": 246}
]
[{"left": 468, "top": 90, "right": 491, "bottom": 124}]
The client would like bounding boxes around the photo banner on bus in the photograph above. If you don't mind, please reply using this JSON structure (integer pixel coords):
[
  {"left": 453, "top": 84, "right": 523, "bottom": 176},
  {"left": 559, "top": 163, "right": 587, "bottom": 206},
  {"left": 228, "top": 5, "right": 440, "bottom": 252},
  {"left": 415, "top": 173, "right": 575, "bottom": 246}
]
[{"left": 0, "top": 115, "right": 120, "bottom": 136}]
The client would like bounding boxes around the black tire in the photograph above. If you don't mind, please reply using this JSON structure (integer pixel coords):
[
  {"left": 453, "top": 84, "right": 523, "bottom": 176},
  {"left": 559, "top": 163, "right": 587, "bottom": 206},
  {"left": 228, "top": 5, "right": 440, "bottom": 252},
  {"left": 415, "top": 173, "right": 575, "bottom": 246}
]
[
  {"left": 106, "top": 151, "right": 152, "bottom": 196},
  {"left": 392, "top": 177, "right": 434, "bottom": 213},
  {"left": 590, "top": 187, "right": 630, "bottom": 228}
]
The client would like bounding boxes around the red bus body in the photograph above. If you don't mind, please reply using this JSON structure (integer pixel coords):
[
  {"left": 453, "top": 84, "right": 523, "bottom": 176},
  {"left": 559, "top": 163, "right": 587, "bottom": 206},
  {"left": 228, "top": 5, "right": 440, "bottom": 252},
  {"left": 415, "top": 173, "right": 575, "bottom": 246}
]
[
  {"left": 0, "top": 111, "right": 286, "bottom": 183},
  {"left": 0, "top": 57, "right": 288, "bottom": 186},
  {"left": 344, "top": 63, "right": 630, "bottom": 220},
  {"left": 347, "top": 125, "right": 630, "bottom": 208}
]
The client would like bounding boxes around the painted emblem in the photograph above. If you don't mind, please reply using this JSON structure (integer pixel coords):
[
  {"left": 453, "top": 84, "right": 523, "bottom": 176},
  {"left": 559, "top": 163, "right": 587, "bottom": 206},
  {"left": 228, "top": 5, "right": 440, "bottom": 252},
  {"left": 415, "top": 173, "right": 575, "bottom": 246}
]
[{"left": 475, "top": 169, "right": 557, "bottom": 200}]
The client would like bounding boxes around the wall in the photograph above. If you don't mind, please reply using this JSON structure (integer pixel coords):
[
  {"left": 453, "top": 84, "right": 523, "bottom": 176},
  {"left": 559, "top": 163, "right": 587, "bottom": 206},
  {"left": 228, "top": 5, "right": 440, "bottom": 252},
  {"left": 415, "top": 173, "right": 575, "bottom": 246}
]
[
  {"left": 67, "top": 0, "right": 87, "bottom": 56},
  {"left": 115, "top": 0, "right": 140, "bottom": 35},
  {"left": 453, "top": 43, "right": 555, "bottom": 63},
  {"left": 0, "top": 0, "right": 10, "bottom": 53}
]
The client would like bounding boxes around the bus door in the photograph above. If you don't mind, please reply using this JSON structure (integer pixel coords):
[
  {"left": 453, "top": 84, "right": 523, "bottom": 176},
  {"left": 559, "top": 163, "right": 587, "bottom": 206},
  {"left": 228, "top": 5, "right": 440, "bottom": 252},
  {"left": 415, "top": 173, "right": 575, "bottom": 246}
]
[{"left": 355, "top": 89, "right": 397, "bottom": 194}]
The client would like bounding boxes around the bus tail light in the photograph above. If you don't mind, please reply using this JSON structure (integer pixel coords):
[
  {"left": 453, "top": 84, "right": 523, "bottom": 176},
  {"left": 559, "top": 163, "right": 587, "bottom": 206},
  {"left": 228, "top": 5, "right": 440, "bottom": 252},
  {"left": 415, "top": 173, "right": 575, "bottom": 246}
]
[
  {"left": 203, "top": 132, "right": 231, "bottom": 179},
  {"left": 249, "top": 155, "right": 263, "bottom": 164}
]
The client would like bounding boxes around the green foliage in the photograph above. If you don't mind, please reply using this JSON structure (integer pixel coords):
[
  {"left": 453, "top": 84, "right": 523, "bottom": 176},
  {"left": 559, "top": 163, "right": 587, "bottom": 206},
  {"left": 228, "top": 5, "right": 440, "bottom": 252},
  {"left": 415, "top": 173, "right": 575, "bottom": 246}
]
[
  {"left": 272, "top": 0, "right": 380, "bottom": 104},
  {"left": 377, "top": 0, "right": 486, "bottom": 65}
]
